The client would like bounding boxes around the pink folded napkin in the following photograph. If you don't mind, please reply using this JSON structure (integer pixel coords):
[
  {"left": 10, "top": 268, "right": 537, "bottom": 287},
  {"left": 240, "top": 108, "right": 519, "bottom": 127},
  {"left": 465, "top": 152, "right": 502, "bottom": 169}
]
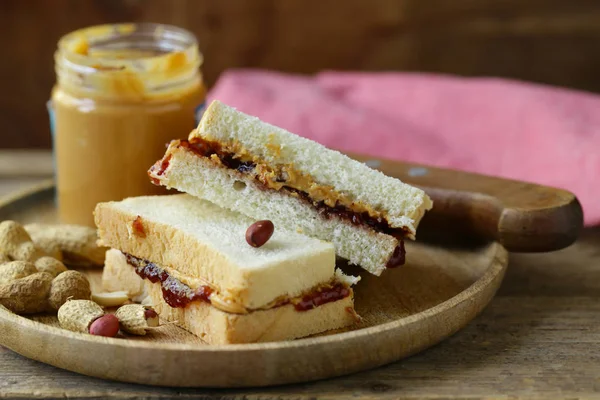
[{"left": 207, "top": 69, "right": 600, "bottom": 226}]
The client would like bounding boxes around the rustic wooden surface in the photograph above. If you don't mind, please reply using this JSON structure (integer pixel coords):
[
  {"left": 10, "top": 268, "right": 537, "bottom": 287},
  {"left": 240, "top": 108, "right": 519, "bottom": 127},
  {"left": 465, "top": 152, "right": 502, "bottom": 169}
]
[
  {"left": 4, "top": 0, "right": 600, "bottom": 149},
  {"left": 1, "top": 151, "right": 599, "bottom": 398}
]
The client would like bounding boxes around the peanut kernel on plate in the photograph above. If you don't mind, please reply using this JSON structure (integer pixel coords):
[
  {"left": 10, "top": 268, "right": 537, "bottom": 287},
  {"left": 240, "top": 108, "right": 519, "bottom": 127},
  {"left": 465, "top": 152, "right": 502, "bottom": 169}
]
[
  {"left": 92, "top": 291, "right": 130, "bottom": 307},
  {"left": 115, "top": 304, "right": 159, "bottom": 335}
]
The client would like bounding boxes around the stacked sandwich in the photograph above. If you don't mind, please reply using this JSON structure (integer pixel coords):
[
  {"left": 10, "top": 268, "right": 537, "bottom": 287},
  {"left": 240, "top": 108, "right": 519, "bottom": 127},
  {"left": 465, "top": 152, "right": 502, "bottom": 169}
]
[{"left": 95, "top": 100, "right": 432, "bottom": 344}]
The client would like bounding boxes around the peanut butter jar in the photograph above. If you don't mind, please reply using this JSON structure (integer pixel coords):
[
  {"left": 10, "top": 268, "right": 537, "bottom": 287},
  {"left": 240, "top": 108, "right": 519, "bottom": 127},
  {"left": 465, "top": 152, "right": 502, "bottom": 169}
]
[{"left": 49, "top": 23, "right": 206, "bottom": 226}]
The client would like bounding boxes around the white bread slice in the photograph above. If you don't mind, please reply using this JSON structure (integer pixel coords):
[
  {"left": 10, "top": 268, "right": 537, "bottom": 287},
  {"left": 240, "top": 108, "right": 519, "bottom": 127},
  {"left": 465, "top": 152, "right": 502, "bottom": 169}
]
[
  {"left": 102, "top": 249, "right": 149, "bottom": 303},
  {"left": 151, "top": 145, "right": 401, "bottom": 276},
  {"left": 102, "top": 248, "right": 357, "bottom": 344},
  {"left": 94, "top": 194, "right": 336, "bottom": 309},
  {"left": 193, "top": 100, "right": 433, "bottom": 235}
]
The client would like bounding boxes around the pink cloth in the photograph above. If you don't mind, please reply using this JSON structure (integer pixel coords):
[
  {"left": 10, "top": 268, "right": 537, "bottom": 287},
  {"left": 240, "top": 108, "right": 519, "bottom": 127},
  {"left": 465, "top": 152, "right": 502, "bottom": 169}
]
[{"left": 207, "top": 69, "right": 600, "bottom": 226}]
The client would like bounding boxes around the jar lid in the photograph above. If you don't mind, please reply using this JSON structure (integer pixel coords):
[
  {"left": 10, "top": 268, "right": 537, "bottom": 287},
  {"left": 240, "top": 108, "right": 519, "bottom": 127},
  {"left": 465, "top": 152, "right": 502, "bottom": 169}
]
[{"left": 55, "top": 23, "right": 203, "bottom": 100}]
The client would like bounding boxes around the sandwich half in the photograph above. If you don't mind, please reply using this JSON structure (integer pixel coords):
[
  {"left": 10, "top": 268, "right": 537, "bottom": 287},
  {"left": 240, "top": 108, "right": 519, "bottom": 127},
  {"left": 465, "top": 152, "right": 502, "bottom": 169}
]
[
  {"left": 95, "top": 194, "right": 359, "bottom": 344},
  {"left": 149, "top": 100, "right": 433, "bottom": 276}
]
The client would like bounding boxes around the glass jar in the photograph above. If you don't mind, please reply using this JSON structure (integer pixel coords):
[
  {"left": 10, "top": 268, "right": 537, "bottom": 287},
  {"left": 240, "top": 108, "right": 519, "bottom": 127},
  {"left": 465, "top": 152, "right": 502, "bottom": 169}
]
[{"left": 49, "top": 23, "right": 206, "bottom": 226}]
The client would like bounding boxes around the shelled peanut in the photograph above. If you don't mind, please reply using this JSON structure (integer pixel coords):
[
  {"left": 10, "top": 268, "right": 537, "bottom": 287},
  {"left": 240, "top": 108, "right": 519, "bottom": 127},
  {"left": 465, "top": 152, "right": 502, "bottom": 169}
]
[
  {"left": 1, "top": 220, "right": 162, "bottom": 338},
  {"left": 57, "top": 300, "right": 160, "bottom": 337},
  {"left": 114, "top": 304, "right": 160, "bottom": 335},
  {"left": 58, "top": 300, "right": 120, "bottom": 337}
]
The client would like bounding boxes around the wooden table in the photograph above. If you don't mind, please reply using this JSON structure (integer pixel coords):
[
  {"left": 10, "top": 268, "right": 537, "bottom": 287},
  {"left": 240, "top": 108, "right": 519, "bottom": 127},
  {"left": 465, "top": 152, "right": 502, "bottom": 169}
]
[{"left": 1, "top": 150, "right": 599, "bottom": 399}]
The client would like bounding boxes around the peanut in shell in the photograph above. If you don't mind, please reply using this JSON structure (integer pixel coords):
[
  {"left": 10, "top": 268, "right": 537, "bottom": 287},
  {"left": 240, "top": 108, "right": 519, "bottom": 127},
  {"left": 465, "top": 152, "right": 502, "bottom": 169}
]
[
  {"left": 48, "top": 270, "right": 91, "bottom": 311},
  {"left": 114, "top": 304, "right": 159, "bottom": 335},
  {"left": 24, "top": 223, "right": 107, "bottom": 267},
  {"left": 35, "top": 257, "right": 68, "bottom": 278},
  {"left": 0, "top": 272, "right": 53, "bottom": 314},
  {"left": 11, "top": 242, "right": 46, "bottom": 263},
  {"left": 57, "top": 299, "right": 104, "bottom": 333},
  {"left": 0, "top": 221, "right": 32, "bottom": 249},
  {"left": 0, "top": 221, "right": 47, "bottom": 262},
  {"left": 0, "top": 261, "right": 37, "bottom": 285}
]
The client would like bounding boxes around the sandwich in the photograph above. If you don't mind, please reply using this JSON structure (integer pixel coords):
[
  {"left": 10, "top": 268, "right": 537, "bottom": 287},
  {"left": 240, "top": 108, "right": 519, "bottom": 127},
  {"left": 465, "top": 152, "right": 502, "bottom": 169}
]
[
  {"left": 94, "top": 194, "right": 360, "bottom": 344},
  {"left": 148, "top": 100, "right": 433, "bottom": 276}
]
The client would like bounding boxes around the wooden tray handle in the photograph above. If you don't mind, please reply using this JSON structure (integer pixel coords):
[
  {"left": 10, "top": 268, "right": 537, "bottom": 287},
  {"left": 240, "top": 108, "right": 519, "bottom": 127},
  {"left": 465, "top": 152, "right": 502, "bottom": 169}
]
[{"left": 351, "top": 155, "right": 584, "bottom": 252}]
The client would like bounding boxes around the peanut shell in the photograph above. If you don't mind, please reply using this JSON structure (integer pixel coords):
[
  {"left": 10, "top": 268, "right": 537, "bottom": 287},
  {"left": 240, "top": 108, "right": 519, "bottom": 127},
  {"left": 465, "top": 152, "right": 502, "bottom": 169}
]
[
  {"left": 11, "top": 242, "right": 46, "bottom": 262},
  {"left": 35, "top": 256, "right": 68, "bottom": 277},
  {"left": 0, "top": 272, "right": 53, "bottom": 314},
  {"left": 0, "top": 221, "right": 31, "bottom": 250},
  {"left": 0, "top": 261, "right": 37, "bottom": 285},
  {"left": 0, "top": 253, "right": 10, "bottom": 264},
  {"left": 33, "top": 241, "right": 62, "bottom": 261},
  {"left": 114, "top": 304, "right": 158, "bottom": 335},
  {"left": 48, "top": 270, "right": 91, "bottom": 310},
  {"left": 25, "top": 223, "right": 107, "bottom": 267},
  {"left": 57, "top": 299, "right": 104, "bottom": 333}
]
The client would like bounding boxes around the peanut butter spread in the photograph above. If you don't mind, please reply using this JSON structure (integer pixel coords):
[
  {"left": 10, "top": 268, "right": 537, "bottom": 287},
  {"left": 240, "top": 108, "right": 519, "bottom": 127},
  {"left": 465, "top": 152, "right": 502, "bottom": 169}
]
[{"left": 126, "top": 253, "right": 352, "bottom": 315}]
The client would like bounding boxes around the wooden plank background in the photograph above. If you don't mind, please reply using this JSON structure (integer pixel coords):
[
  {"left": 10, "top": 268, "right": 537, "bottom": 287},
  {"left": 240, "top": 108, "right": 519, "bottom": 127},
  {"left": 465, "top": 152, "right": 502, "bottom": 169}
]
[{"left": 3, "top": 0, "right": 600, "bottom": 149}]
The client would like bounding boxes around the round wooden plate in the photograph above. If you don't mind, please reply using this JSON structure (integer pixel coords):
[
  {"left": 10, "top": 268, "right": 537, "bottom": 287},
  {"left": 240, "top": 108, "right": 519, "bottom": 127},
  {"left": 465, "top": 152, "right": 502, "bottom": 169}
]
[{"left": 0, "top": 182, "right": 508, "bottom": 388}]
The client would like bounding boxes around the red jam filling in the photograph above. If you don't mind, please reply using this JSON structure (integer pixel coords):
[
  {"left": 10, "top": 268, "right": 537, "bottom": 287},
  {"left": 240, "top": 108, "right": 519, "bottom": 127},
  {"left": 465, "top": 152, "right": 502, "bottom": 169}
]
[
  {"left": 294, "top": 283, "right": 350, "bottom": 311},
  {"left": 126, "top": 254, "right": 212, "bottom": 308},
  {"left": 148, "top": 154, "right": 172, "bottom": 185},
  {"left": 131, "top": 215, "right": 146, "bottom": 238},
  {"left": 124, "top": 253, "right": 352, "bottom": 311},
  {"left": 385, "top": 241, "right": 406, "bottom": 268}
]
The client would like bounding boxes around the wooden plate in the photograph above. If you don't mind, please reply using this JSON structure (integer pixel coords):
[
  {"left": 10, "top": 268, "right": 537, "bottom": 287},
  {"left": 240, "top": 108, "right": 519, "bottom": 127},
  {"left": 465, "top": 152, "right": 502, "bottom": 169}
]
[{"left": 0, "top": 181, "right": 508, "bottom": 388}]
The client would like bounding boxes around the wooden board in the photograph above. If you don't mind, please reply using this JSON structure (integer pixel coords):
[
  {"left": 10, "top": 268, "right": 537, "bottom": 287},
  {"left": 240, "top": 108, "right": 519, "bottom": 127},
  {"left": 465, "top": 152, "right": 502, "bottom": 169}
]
[
  {"left": 0, "top": 182, "right": 508, "bottom": 387},
  {"left": 349, "top": 153, "right": 583, "bottom": 252}
]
